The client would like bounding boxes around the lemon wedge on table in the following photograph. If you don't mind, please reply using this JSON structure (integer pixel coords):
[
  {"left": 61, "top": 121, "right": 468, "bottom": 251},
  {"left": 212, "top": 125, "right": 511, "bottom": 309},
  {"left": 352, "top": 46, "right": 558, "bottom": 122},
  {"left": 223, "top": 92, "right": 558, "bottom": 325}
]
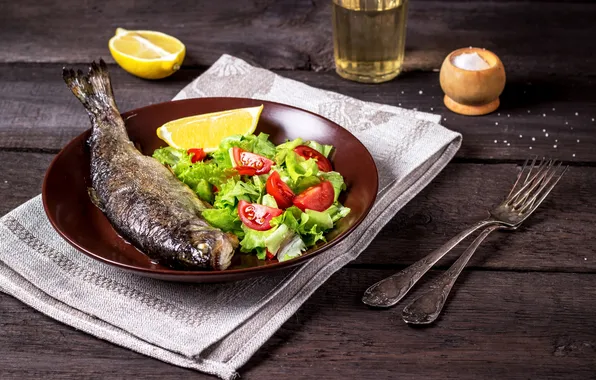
[
  {"left": 157, "top": 106, "right": 264, "bottom": 152},
  {"left": 108, "top": 28, "right": 185, "bottom": 79}
]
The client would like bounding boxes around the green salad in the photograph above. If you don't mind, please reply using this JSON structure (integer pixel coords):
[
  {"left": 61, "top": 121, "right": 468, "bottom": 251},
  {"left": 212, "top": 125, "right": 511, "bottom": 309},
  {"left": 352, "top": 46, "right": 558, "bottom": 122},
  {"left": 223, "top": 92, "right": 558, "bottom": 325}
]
[{"left": 153, "top": 133, "right": 350, "bottom": 262}]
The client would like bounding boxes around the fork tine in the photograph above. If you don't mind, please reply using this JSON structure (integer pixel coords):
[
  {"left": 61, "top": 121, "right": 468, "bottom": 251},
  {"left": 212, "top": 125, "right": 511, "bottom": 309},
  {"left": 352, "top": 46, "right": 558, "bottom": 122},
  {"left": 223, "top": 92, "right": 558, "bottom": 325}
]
[
  {"left": 507, "top": 157, "right": 533, "bottom": 199},
  {"left": 519, "top": 164, "right": 568, "bottom": 214},
  {"left": 506, "top": 157, "right": 544, "bottom": 202},
  {"left": 511, "top": 159, "right": 557, "bottom": 208},
  {"left": 516, "top": 161, "right": 561, "bottom": 210},
  {"left": 523, "top": 156, "right": 539, "bottom": 185},
  {"left": 507, "top": 158, "right": 553, "bottom": 205}
]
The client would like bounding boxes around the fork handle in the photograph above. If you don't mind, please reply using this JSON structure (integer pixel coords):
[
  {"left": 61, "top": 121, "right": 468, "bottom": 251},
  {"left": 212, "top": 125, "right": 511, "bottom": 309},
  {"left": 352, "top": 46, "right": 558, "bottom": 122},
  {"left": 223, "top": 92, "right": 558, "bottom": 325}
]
[
  {"left": 401, "top": 224, "right": 502, "bottom": 324},
  {"left": 361, "top": 219, "right": 499, "bottom": 308}
]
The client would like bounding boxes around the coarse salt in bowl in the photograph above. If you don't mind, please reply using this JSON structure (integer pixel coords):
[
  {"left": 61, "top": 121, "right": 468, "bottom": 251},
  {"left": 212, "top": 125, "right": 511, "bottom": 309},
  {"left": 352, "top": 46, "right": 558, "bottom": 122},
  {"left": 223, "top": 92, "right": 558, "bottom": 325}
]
[{"left": 439, "top": 47, "right": 506, "bottom": 116}]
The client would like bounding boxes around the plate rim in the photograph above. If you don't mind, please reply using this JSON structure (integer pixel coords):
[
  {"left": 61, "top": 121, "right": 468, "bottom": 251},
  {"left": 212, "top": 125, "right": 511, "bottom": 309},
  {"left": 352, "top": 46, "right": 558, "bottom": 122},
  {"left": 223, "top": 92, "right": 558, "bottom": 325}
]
[{"left": 42, "top": 97, "right": 378, "bottom": 279}]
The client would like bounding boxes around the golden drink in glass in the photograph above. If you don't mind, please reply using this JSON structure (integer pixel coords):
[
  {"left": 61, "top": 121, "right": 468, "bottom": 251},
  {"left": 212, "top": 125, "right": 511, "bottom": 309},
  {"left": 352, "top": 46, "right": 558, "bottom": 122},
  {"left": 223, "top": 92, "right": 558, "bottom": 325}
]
[{"left": 332, "top": 0, "right": 408, "bottom": 83}]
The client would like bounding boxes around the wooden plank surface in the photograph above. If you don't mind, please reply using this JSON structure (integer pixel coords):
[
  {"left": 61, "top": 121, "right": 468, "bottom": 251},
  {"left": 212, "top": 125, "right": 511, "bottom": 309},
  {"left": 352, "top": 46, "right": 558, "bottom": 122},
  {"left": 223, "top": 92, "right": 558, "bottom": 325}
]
[
  {"left": 1, "top": 64, "right": 595, "bottom": 162},
  {"left": 2, "top": 0, "right": 596, "bottom": 378},
  {"left": 3, "top": 0, "right": 596, "bottom": 76},
  {"left": 1, "top": 150, "right": 593, "bottom": 273},
  {"left": 1, "top": 269, "right": 595, "bottom": 379}
]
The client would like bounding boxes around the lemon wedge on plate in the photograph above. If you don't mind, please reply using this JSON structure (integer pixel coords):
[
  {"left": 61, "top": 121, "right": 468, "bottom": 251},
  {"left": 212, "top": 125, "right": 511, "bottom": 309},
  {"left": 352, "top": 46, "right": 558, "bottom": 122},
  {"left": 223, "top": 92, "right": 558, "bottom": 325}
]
[
  {"left": 157, "top": 105, "right": 264, "bottom": 152},
  {"left": 108, "top": 28, "right": 185, "bottom": 79}
]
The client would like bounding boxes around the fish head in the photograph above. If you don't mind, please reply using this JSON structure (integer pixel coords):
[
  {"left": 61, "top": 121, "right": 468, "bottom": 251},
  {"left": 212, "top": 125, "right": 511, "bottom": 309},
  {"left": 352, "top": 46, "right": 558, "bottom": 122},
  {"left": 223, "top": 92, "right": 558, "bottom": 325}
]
[{"left": 190, "top": 229, "right": 236, "bottom": 271}]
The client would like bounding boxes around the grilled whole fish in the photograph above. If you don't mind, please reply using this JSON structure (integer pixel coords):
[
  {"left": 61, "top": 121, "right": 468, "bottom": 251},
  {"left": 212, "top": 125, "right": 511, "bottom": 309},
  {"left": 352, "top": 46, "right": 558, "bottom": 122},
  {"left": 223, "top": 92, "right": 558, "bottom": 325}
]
[{"left": 63, "top": 60, "right": 238, "bottom": 270}]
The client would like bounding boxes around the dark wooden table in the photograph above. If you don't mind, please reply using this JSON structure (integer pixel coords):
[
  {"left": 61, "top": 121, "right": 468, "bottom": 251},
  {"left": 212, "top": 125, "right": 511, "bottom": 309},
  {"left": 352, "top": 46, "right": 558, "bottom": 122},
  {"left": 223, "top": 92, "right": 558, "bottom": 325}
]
[{"left": 2, "top": 1, "right": 595, "bottom": 379}]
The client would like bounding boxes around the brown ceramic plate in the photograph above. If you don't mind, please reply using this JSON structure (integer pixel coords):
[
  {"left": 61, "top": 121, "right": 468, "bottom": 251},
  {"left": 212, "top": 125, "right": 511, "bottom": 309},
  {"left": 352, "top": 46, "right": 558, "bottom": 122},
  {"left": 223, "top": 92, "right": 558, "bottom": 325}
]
[{"left": 42, "top": 98, "right": 378, "bottom": 282}]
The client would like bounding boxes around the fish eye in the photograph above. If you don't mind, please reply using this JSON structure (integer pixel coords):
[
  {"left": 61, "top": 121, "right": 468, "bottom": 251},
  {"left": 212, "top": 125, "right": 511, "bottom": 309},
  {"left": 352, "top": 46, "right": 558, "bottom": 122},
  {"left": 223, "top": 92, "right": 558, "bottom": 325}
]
[{"left": 196, "top": 242, "right": 211, "bottom": 255}]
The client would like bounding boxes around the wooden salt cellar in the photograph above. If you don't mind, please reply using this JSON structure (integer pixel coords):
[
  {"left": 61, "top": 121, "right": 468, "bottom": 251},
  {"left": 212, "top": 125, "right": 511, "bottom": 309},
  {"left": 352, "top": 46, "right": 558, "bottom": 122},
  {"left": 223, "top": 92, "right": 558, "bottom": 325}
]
[{"left": 440, "top": 47, "right": 506, "bottom": 116}]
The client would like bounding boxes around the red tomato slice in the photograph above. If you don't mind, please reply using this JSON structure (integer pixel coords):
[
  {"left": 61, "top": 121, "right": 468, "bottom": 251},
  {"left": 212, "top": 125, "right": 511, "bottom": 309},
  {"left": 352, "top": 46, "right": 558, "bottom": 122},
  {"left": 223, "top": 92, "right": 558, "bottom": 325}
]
[
  {"left": 266, "top": 171, "right": 295, "bottom": 209},
  {"left": 235, "top": 166, "right": 258, "bottom": 176},
  {"left": 238, "top": 200, "right": 283, "bottom": 231},
  {"left": 293, "top": 181, "right": 334, "bottom": 212},
  {"left": 266, "top": 249, "right": 276, "bottom": 260},
  {"left": 232, "top": 147, "right": 273, "bottom": 175},
  {"left": 293, "top": 145, "right": 333, "bottom": 172},
  {"left": 187, "top": 148, "right": 206, "bottom": 163}
]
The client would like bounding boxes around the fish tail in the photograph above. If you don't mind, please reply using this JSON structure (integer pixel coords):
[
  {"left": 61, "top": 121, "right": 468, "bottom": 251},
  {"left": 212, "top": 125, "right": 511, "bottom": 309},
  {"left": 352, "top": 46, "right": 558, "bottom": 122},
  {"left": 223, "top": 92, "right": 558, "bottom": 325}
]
[{"left": 62, "top": 59, "right": 117, "bottom": 116}]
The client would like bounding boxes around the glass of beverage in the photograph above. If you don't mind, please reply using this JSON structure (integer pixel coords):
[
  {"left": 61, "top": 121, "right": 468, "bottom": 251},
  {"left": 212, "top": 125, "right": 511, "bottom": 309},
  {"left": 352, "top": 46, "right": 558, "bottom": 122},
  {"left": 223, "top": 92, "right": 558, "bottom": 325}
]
[{"left": 332, "top": 0, "right": 408, "bottom": 83}]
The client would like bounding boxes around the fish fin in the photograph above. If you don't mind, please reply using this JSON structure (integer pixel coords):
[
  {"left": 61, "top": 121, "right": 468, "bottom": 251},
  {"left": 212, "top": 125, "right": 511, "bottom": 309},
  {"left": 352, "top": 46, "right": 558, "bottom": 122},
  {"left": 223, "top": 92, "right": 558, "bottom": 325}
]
[
  {"left": 62, "top": 59, "right": 117, "bottom": 116},
  {"left": 87, "top": 187, "right": 105, "bottom": 211}
]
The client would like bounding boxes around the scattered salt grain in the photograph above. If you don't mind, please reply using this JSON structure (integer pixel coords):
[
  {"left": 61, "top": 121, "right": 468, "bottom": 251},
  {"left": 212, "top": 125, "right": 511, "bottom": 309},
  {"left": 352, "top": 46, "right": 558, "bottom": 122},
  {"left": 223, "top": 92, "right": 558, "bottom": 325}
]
[
  {"left": 401, "top": 91, "right": 404, "bottom": 94},
  {"left": 519, "top": 135, "right": 523, "bottom": 138},
  {"left": 398, "top": 103, "right": 402, "bottom": 106},
  {"left": 494, "top": 140, "right": 498, "bottom": 143},
  {"left": 585, "top": 258, "right": 588, "bottom": 261},
  {"left": 529, "top": 146, "right": 533, "bottom": 150},
  {"left": 430, "top": 107, "right": 434, "bottom": 111},
  {"left": 545, "top": 133, "right": 549, "bottom": 137},
  {"left": 452, "top": 52, "right": 491, "bottom": 71},
  {"left": 419, "top": 90, "right": 423, "bottom": 95},
  {"left": 552, "top": 108, "right": 556, "bottom": 111},
  {"left": 504, "top": 140, "right": 507, "bottom": 143},
  {"left": 593, "top": 118, "right": 595, "bottom": 122},
  {"left": 498, "top": 113, "right": 501, "bottom": 116},
  {"left": 507, "top": 143, "right": 511, "bottom": 146},
  {"left": 527, "top": 110, "right": 531, "bottom": 113},
  {"left": 542, "top": 129, "right": 546, "bottom": 132},
  {"left": 575, "top": 112, "right": 579, "bottom": 116},
  {"left": 565, "top": 121, "right": 568, "bottom": 125},
  {"left": 543, "top": 113, "right": 546, "bottom": 117},
  {"left": 532, "top": 137, "right": 536, "bottom": 141},
  {"left": 573, "top": 154, "right": 576, "bottom": 157},
  {"left": 577, "top": 139, "right": 580, "bottom": 143},
  {"left": 555, "top": 139, "right": 558, "bottom": 142},
  {"left": 553, "top": 145, "right": 557, "bottom": 148},
  {"left": 507, "top": 114, "right": 510, "bottom": 117},
  {"left": 495, "top": 122, "right": 499, "bottom": 125}
]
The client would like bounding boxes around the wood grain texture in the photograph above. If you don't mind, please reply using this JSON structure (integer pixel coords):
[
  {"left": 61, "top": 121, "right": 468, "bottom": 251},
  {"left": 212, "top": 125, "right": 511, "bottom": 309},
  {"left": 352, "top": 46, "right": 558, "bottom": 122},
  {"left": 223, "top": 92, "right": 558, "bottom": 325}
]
[
  {"left": 2, "top": 0, "right": 595, "bottom": 75},
  {"left": 1, "top": 151, "right": 593, "bottom": 273},
  {"left": 1, "top": 64, "right": 595, "bottom": 162},
  {"left": 1, "top": 269, "right": 595, "bottom": 379}
]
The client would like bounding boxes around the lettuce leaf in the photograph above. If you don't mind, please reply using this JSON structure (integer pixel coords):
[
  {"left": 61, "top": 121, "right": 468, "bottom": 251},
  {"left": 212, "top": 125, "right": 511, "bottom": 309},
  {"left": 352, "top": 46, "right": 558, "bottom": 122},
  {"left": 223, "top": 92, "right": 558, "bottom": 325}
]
[
  {"left": 274, "top": 137, "right": 304, "bottom": 165},
  {"left": 277, "top": 235, "right": 306, "bottom": 262},
  {"left": 305, "top": 140, "right": 334, "bottom": 158},
  {"left": 201, "top": 208, "right": 243, "bottom": 237},
  {"left": 239, "top": 224, "right": 293, "bottom": 256},
  {"left": 214, "top": 178, "right": 261, "bottom": 209},
  {"left": 152, "top": 147, "right": 235, "bottom": 191},
  {"left": 325, "top": 203, "right": 351, "bottom": 223},
  {"left": 285, "top": 151, "right": 319, "bottom": 184}
]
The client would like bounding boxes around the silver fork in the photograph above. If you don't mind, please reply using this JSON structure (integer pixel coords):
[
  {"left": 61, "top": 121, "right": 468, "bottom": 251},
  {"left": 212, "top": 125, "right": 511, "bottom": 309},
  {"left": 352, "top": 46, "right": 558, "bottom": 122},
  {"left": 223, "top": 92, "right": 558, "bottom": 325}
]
[{"left": 362, "top": 157, "right": 568, "bottom": 309}]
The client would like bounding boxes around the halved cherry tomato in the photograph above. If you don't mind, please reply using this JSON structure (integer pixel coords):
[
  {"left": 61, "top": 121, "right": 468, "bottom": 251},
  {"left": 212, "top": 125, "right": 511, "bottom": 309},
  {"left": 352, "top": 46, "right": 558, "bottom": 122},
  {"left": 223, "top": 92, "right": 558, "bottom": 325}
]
[
  {"left": 266, "top": 171, "right": 295, "bottom": 209},
  {"left": 293, "top": 181, "right": 334, "bottom": 212},
  {"left": 235, "top": 166, "right": 258, "bottom": 176},
  {"left": 266, "top": 249, "right": 276, "bottom": 260},
  {"left": 232, "top": 147, "right": 273, "bottom": 175},
  {"left": 187, "top": 148, "right": 206, "bottom": 163},
  {"left": 238, "top": 200, "right": 283, "bottom": 231},
  {"left": 293, "top": 145, "right": 333, "bottom": 172}
]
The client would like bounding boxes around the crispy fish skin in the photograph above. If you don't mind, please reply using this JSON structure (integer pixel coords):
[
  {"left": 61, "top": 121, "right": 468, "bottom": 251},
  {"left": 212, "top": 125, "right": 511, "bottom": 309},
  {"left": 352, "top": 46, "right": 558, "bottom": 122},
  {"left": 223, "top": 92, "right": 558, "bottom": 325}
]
[{"left": 62, "top": 60, "right": 237, "bottom": 270}]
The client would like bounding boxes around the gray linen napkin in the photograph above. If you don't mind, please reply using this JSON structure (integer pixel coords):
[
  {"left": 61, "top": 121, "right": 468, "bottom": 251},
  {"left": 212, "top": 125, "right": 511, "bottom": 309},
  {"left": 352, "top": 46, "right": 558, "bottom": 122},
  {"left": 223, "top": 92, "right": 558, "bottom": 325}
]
[{"left": 0, "top": 55, "right": 461, "bottom": 380}]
